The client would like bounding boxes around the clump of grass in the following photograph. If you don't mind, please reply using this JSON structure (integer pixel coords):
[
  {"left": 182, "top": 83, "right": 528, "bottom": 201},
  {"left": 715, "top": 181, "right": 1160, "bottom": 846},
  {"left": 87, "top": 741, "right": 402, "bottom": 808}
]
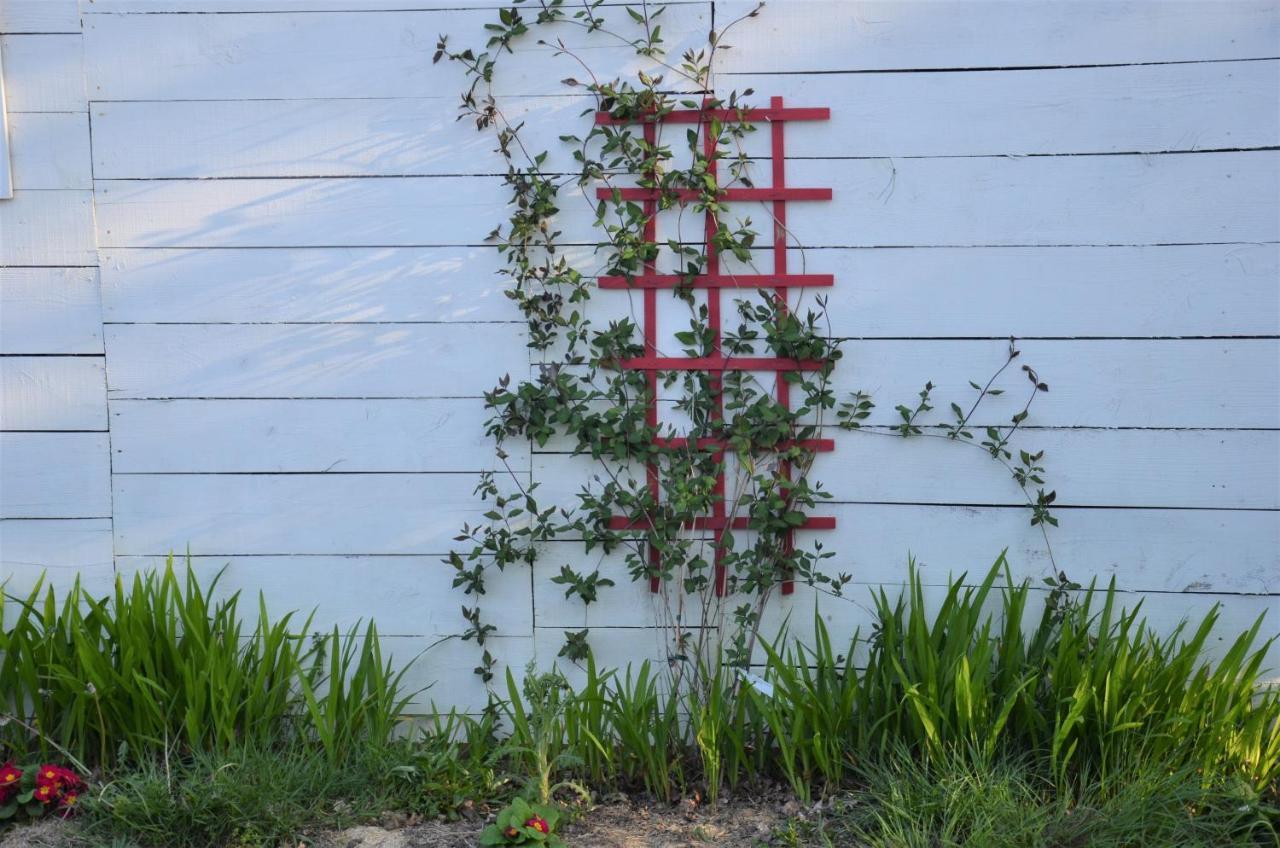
[
  {"left": 0, "top": 557, "right": 417, "bottom": 768},
  {"left": 844, "top": 556, "right": 1280, "bottom": 796},
  {"left": 80, "top": 741, "right": 421, "bottom": 848},
  {"left": 802, "top": 747, "right": 1278, "bottom": 848}
]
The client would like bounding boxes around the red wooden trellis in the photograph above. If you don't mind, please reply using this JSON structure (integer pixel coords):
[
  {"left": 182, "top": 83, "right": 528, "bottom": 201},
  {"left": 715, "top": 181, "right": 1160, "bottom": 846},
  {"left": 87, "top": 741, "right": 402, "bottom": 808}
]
[{"left": 595, "top": 97, "right": 835, "bottom": 597}]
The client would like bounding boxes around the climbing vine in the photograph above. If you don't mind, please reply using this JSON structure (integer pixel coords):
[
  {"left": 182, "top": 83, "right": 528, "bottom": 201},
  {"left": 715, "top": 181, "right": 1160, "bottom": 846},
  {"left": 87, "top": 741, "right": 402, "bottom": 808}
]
[{"left": 437, "top": 0, "right": 1058, "bottom": 684}]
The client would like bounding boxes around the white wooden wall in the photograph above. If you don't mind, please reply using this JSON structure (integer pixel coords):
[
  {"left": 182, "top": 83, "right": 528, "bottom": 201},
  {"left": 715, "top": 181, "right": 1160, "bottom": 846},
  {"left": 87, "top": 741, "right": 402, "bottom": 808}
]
[{"left": 0, "top": 0, "right": 1277, "bottom": 710}]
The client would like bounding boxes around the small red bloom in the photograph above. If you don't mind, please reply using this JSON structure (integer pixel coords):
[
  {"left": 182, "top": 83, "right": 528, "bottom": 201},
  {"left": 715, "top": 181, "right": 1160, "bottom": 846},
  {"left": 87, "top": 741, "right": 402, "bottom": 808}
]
[
  {"left": 524, "top": 816, "right": 550, "bottom": 834},
  {"left": 503, "top": 825, "right": 520, "bottom": 839},
  {"left": 35, "top": 764, "right": 80, "bottom": 790},
  {"left": 57, "top": 789, "right": 80, "bottom": 818},
  {"left": 0, "top": 763, "right": 22, "bottom": 804},
  {"left": 33, "top": 783, "right": 60, "bottom": 805}
]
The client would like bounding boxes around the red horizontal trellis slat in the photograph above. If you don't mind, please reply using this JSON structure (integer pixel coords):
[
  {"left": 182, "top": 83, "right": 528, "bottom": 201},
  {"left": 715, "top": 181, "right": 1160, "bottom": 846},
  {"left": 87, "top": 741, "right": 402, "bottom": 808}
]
[
  {"left": 598, "top": 273, "right": 834, "bottom": 289},
  {"left": 597, "top": 186, "right": 832, "bottom": 202},
  {"left": 596, "top": 106, "right": 831, "bottom": 125},
  {"left": 607, "top": 515, "right": 838, "bottom": 532},
  {"left": 621, "top": 356, "right": 828, "bottom": 372}
]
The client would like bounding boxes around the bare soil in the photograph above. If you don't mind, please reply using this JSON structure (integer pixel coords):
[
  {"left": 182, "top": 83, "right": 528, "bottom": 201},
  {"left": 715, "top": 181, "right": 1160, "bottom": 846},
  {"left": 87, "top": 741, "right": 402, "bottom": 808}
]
[
  {"left": 0, "top": 792, "right": 812, "bottom": 848},
  {"left": 317, "top": 792, "right": 810, "bottom": 848}
]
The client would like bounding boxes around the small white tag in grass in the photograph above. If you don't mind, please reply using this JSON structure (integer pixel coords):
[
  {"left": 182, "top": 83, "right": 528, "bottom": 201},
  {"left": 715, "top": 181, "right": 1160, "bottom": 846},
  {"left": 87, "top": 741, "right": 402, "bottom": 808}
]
[{"left": 738, "top": 670, "right": 774, "bottom": 697}]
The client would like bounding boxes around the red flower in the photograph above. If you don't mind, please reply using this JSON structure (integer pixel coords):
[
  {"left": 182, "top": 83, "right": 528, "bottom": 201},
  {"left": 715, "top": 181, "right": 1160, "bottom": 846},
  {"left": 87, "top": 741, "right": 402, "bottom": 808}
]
[
  {"left": 57, "top": 789, "right": 80, "bottom": 818},
  {"left": 524, "top": 816, "right": 550, "bottom": 834},
  {"left": 0, "top": 763, "right": 22, "bottom": 804},
  {"left": 33, "top": 783, "right": 60, "bottom": 805},
  {"left": 503, "top": 825, "right": 520, "bottom": 839},
  {"left": 35, "top": 764, "right": 80, "bottom": 790}
]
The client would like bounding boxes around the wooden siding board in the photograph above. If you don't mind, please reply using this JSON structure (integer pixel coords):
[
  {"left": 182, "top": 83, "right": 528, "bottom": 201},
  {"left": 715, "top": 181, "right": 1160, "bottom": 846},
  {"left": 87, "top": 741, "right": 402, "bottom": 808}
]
[
  {"left": 544, "top": 338, "right": 1279, "bottom": 430},
  {"left": 98, "top": 243, "right": 1279, "bottom": 337},
  {"left": 0, "top": 1, "right": 79, "bottom": 34},
  {"left": 87, "top": 61, "right": 1280, "bottom": 178},
  {"left": 713, "top": 0, "right": 1280, "bottom": 72},
  {"left": 533, "top": 427, "right": 1280, "bottom": 511},
  {"left": 0, "top": 519, "right": 115, "bottom": 599},
  {"left": 81, "top": 5, "right": 712, "bottom": 100},
  {"left": 0, "top": 433, "right": 111, "bottom": 518},
  {"left": 100, "top": 246, "right": 521, "bottom": 324},
  {"left": 104, "top": 323, "right": 529, "bottom": 399},
  {"left": 110, "top": 398, "right": 526, "bottom": 473},
  {"left": 93, "top": 152, "right": 1279, "bottom": 249},
  {"left": 0, "top": 190, "right": 96, "bottom": 266},
  {"left": 0, "top": 35, "right": 85, "bottom": 112},
  {"left": 5, "top": 112, "right": 92, "bottom": 190},
  {"left": 0, "top": 357, "right": 107, "bottom": 431},
  {"left": 0, "top": 268, "right": 103, "bottom": 353},
  {"left": 111, "top": 472, "right": 510, "bottom": 555},
  {"left": 114, "top": 554, "right": 535, "bottom": 637}
]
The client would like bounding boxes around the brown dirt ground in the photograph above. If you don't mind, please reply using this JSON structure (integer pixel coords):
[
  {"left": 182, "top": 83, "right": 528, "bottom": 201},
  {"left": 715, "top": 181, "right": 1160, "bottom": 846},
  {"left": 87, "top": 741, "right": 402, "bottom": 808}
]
[
  {"left": 0, "top": 791, "right": 816, "bottom": 848},
  {"left": 316, "top": 791, "right": 814, "bottom": 848}
]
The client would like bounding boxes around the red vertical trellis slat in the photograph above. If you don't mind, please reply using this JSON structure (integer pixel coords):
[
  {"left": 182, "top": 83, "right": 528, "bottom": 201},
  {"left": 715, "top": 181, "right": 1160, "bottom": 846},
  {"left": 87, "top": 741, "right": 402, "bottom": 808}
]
[{"left": 595, "top": 98, "right": 834, "bottom": 597}]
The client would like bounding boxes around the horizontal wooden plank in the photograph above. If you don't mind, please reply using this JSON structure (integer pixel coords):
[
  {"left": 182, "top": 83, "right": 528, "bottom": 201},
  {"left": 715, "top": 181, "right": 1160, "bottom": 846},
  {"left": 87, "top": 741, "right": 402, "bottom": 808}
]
[
  {"left": 99, "top": 243, "right": 1279, "bottom": 337},
  {"left": 114, "top": 554, "right": 534, "bottom": 637},
  {"left": 729, "top": 60, "right": 1280, "bottom": 158},
  {"left": 110, "top": 398, "right": 523, "bottom": 472},
  {"left": 0, "top": 1, "right": 79, "bottom": 34},
  {"left": 93, "top": 176, "right": 509, "bottom": 248},
  {"left": 531, "top": 506, "right": 1280, "bottom": 631},
  {"left": 0, "top": 268, "right": 103, "bottom": 353},
  {"left": 5, "top": 112, "right": 91, "bottom": 189},
  {"left": 0, "top": 190, "right": 96, "bottom": 266},
  {"left": 777, "top": 152, "right": 1279, "bottom": 247},
  {"left": 94, "top": 152, "right": 1279, "bottom": 249},
  {"left": 0, "top": 519, "right": 115, "bottom": 602},
  {"left": 82, "top": 4, "right": 711, "bottom": 100},
  {"left": 111, "top": 471, "right": 500, "bottom": 555},
  {"left": 0, "top": 433, "right": 111, "bottom": 518},
  {"left": 88, "top": 60, "right": 1280, "bottom": 181},
  {"left": 90, "top": 95, "right": 588, "bottom": 179},
  {"left": 0, "top": 35, "right": 85, "bottom": 111},
  {"left": 535, "top": 426, "right": 1280, "bottom": 511},
  {"left": 824, "top": 428, "right": 1279, "bottom": 510},
  {"left": 806, "top": 505, "right": 1279, "bottom": 596},
  {"left": 0, "top": 357, "right": 106, "bottom": 430},
  {"left": 100, "top": 246, "right": 521, "bottom": 324},
  {"left": 789, "top": 243, "right": 1280, "bottom": 338},
  {"left": 818, "top": 338, "right": 1280, "bottom": 430},
  {"left": 103, "top": 328, "right": 1278, "bottom": 426},
  {"left": 714, "top": 0, "right": 1280, "bottom": 73},
  {"left": 554, "top": 338, "right": 1279, "bottom": 429},
  {"left": 104, "top": 323, "right": 528, "bottom": 398}
]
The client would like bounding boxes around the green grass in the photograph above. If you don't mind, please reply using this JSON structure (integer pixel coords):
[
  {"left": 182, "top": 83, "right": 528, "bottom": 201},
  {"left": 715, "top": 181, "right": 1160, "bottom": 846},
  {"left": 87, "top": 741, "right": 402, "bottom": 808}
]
[
  {"left": 1, "top": 558, "right": 417, "bottom": 768},
  {"left": 76, "top": 714, "right": 513, "bottom": 848},
  {"left": 79, "top": 741, "right": 416, "bottom": 848},
  {"left": 790, "top": 747, "right": 1279, "bottom": 848}
]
